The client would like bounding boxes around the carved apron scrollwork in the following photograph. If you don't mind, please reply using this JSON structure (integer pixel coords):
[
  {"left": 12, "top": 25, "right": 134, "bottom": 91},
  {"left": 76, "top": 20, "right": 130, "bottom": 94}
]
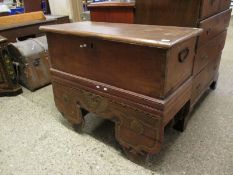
[{"left": 52, "top": 82, "right": 163, "bottom": 157}]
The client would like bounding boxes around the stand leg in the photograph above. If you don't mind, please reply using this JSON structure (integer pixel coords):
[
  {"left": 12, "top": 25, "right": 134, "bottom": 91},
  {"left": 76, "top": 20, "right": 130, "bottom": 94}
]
[
  {"left": 72, "top": 107, "right": 88, "bottom": 132},
  {"left": 122, "top": 147, "right": 149, "bottom": 164},
  {"left": 114, "top": 114, "right": 163, "bottom": 164},
  {"left": 210, "top": 73, "right": 219, "bottom": 90},
  {"left": 173, "top": 101, "right": 190, "bottom": 132}
]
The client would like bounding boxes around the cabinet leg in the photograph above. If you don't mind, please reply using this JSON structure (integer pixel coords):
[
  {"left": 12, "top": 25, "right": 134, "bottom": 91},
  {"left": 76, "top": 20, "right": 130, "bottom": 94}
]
[
  {"left": 173, "top": 101, "right": 190, "bottom": 132},
  {"left": 210, "top": 80, "right": 218, "bottom": 90},
  {"left": 72, "top": 108, "right": 88, "bottom": 132},
  {"left": 210, "top": 73, "right": 219, "bottom": 90}
]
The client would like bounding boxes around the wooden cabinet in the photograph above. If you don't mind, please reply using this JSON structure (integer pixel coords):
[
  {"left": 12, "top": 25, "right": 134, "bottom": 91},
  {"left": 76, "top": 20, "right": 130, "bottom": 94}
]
[
  {"left": 41, "top": 22, "right": 201, "bottom": 163},
  {"left": 0, "top": 36, "right": 22, "bottom": 96},
  {"left": 23, "top": 0, "right": 42, "bottom": 12},
  {"left": 88, "top": 1, "right": 135, "bottom": 23}
]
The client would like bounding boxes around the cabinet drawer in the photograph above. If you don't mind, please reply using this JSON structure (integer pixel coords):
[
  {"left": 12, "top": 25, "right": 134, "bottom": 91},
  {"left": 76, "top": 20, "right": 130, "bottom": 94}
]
[
  {"left": 220, "top": 0, "right": 231, "bottom": 11},
  {"left": 48, "top": 33, "right": 196, "bottom": 99},
  {"left": 198, "top": 9, "right": 231, "bottom": 47},
  {"left": 200, "top": 0, "right": 220, "bottom": 20},
  {"left": 200, "top": 0, "right": 231, "bottom": 20},
  {"left": 194, "top": 31, "right": 227, "bottom": 75},
  {"left": 192, "top": 54, "right": 221, "bottom": 103}
]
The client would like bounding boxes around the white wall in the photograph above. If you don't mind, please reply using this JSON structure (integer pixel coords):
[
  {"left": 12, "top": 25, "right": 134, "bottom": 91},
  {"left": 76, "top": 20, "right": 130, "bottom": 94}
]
[
  {"left": 49, "top": 0, "right": 70, "bottom": 16},
  {"left": 49, "top": 0, "right": 83, "bottom": 21}
]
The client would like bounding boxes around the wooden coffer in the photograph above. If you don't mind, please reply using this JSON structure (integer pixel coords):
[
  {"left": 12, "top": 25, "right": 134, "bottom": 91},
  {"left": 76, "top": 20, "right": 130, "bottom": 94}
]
[{"left": 40, "top": 22, "right": 202, "bottom": 161}]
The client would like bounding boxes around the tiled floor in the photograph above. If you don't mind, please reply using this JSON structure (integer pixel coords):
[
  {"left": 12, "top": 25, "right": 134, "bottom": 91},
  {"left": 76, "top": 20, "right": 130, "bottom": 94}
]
[{"left": 0, "top": 18, "right": 233, "bottom": 175}]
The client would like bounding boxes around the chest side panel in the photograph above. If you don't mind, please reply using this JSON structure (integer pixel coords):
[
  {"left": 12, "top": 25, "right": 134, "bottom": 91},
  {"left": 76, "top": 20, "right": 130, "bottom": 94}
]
[
  {"left": 47, "top": 33, "right": 167, "bottom": 99},
  {"left": 134, "top": 0, "right": 201, "bottom": 27},
  {"left": 164, "top": 37, "right": 197, "bottom": 97}
]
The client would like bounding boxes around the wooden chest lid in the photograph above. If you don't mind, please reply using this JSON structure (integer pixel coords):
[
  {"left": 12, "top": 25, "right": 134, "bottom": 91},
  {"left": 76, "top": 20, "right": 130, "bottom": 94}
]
[{"left": 40, "top": 21, "right": 202, "bottom": 48}]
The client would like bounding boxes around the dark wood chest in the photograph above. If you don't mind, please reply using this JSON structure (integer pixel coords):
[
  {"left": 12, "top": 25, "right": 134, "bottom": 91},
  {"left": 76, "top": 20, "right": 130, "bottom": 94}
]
[
  {"left": 46, "top": 23, "right": 200, "bottom": 99},
  {"left": 0, "top": 36, "right": 22, "bottom": 97},
  {"left": 41, "top": 22, "right": 202, "bottom": 162}
]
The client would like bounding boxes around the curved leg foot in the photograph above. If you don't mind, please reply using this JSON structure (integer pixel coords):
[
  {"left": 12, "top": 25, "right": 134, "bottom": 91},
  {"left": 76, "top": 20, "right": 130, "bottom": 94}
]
[
  {"left": 210, "top": 73, "right": 219, "bottom": 90},
  {"left": 69, "top": 107, "right": 88, "bottom": 132},
  {"left": 72, "top": 108, "right": 89, "bottom": 132},
  {"left": 122, "top": 147, "right": 149, "bottom": 164},
  {"left": 114, "top": 115, "right": 163, "bottom": 164},
  {"left": 210, "top": 80, "right": 218, "bottom": 90},
  {"left": 72, "top": 123, "right": 85, "bottom": 132}
]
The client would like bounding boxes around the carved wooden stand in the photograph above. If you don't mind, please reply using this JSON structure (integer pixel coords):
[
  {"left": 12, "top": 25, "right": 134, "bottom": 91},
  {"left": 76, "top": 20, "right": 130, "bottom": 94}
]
[
  {"left": 51, "top": 70, "right": 193, "bottom": 163},
  {"left": 53, "top": 82, "right": 163, "bottom": 162},
  {"left": 50, "top": 68, "right": 219, "bottom": 164}
]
